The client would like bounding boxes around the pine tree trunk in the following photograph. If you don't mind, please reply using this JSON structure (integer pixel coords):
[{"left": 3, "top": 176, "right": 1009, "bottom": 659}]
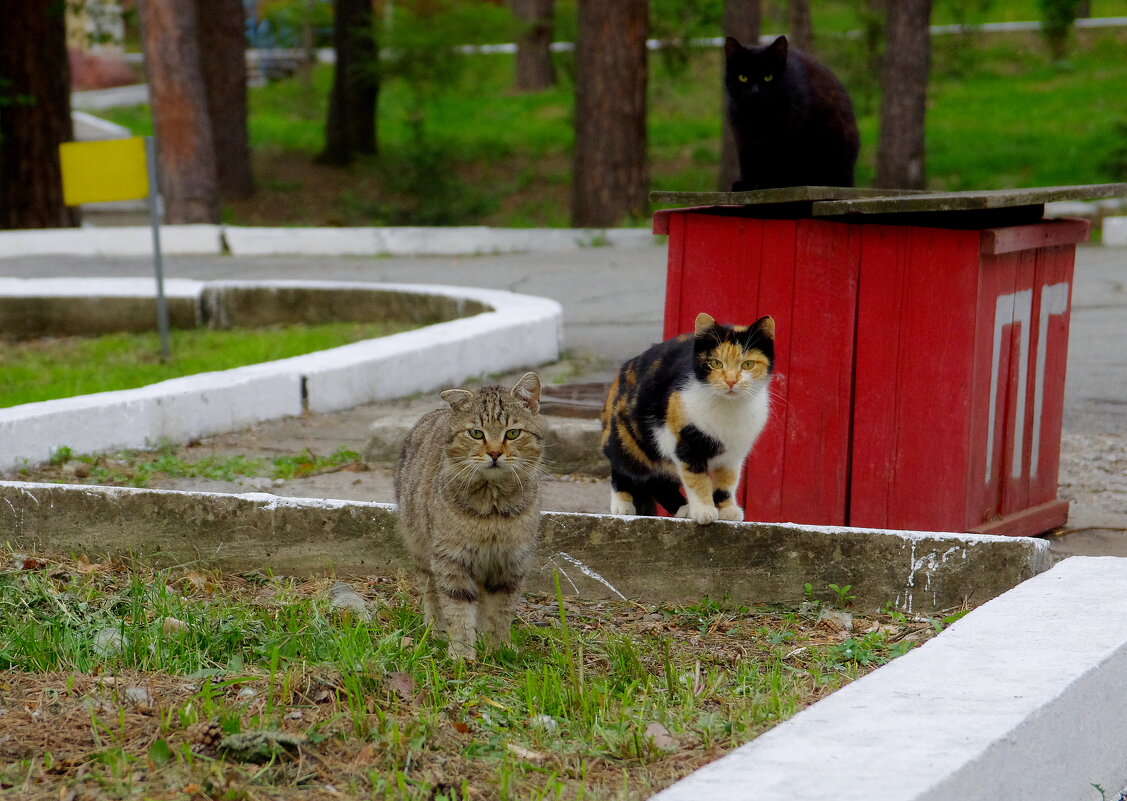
[
  {"left": 0, "top": 0, "right": 79, "bottom": 229},
  {"left": 718, "top": 0, "right": 761, "bottom": 191},
  {"left": 875, "top": 0, "right": 931, "bottom": 190},
  {"left": 511, "top": 0, "right": 556, "bottom": 92},
  {"left": 571, "top": 0, "right": 649, "bottom": 228},
  {"left": 319, "top": 0, "right": 378, "bottom": 166},
  {"left": 139, "top": 0, "right": 221, "bottom": 223},
  {"left": 788, "top": 0, "right": 814, "bottom": 53},
  {"left": 197, "top": 0, "right": 254, "bottom": 200}
]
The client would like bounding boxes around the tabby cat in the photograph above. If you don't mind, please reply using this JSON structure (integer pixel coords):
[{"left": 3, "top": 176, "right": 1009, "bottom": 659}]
[
  {"left": 601, "top": 313, "right": 775, "bottom": 525},
  {"left": 394, "top": 373, "right": 544, "bottom": 660},
  {"left": 725, "top": 35, "right": 859, "bottom": 190}
]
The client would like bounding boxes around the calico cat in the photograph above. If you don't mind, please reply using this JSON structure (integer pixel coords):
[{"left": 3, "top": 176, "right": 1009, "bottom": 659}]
[
  {"left": 725, "top": 35, "right": 859, "bottom": 190},
  {"left": 394, "top": 373, "right": 544, "bottom": 660},
  {"left": 601, "top": 313, "right": 775, "bottom": 525}
]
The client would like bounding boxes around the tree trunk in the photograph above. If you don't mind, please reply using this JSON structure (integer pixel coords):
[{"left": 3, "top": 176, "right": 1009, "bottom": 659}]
[
  {"left": 718, "top": 0, "right": 761, "bottom": 191},
  {"left": 571, "top": 0, "right": 649, "bottom": 227},
  {"left": 511, "top": 0, "right": 556, "bottom": 92},
  {"left": 138, "top": 0, "right": 221, "bottom": 223},
  {"left": 875, "top": 0, "right": 931, "bottom": 190},
  {"left": 197, "top": 0, "right": 254, "bottom": 200},
  {"left": 788, "top": 0, "right": 814, "bottom": 53},
  {"left": 319, "top": 0, "right": 379, "bottom": 166},
  {"left": 0, "top": 0, "right": 79, "bottom": 229}
]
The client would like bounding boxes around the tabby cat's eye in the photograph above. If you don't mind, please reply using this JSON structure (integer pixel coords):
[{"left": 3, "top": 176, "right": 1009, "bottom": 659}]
[
  {"left": 763, "top": 74, "right": 774, "bottom": 82},
  {"left": 737, "top": 74, "right": 748, "bottom": 83},
  {"left": 468, "top": 429, "right": 485, "bottom": 439},
  {"left": 504, "top": 429, "right": 521, "bottom": 440},
  {"left": 707, "top": 358, "right": 723, "bottom": 369}
]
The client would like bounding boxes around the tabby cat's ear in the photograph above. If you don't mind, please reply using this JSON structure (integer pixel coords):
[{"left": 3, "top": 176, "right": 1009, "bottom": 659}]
[
  {"left": 756, "top": 315, "right": 776, "bottom": 340},
  {"left": 440, "top": 388, "right": 474, "bottom": 410},
  {"left": 724, "top": 37, "right": 744, "bottom": 58},
  {"left": 510, "top": 372, "right": 542, "bottom": 413},
  {"left": 693, "top": 312, "right": 717, "bottom": 336}
]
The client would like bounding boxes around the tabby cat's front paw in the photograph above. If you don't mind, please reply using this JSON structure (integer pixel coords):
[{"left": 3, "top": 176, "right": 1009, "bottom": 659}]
[
  {"left": 719, "top": 505, "right": 744, "bottom": 521},
  {"left": 448, "top": 640, "right": 477, "bottom": 661}
]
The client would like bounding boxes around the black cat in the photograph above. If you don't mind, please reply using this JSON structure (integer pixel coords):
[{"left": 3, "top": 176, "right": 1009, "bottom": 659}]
[{"left": 725, "top": 35, "right": 860, "bottom": 191}]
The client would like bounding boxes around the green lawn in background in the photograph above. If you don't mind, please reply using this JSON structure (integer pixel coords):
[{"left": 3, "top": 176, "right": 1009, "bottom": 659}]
[
  {"left": 97, "top": 14, "right": 1127, "bottom": 228},
  {"left": 1, "top": 321, "right": 417, "bottom": 408}
]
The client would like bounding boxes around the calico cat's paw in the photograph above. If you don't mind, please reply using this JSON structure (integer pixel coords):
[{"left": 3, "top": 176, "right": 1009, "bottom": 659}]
[
  {"left": 610, "top": 491, "right": 637, "bottom": 516},
  {"left": 684, "top": 503, "right": 720, "bottom": 525},
  {"left": 719, "top": 505, "right": 744, "bottom": 521}
]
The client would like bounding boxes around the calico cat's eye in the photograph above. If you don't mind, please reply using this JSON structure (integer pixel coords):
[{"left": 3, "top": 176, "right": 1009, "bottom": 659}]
[
  {"left": 468, "top": 429, "right": 485, "bottom": 439},
  {"left": 763, "top": 74, "right": 774, "bottom": 82},
  {"left": 742, "top": 360, "right": 755, "bottom": 370},
  {"left": 504, "top": 429, "right": 521, "bottom": 440},
  {"left": 737, "top": 74, "right": 748, "bottom": 83},
  {"left": 707, "top": 358, "right": 723, "bottom": 369}
]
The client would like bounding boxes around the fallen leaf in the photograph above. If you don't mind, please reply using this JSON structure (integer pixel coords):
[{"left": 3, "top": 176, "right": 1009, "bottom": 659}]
[
  {"left": 644, "top": 722, "right": 678, "bottom": 751},
  {"left": 387, "top": 672, "right": 416, "bottom": 703},
  {"left": 451, "top": 721, "right": 471, "bottom": 734},
  {"left": 21, "top": 556, "right": 49, "bottom": 571},
  {"left": 506, "top": 743, "right": 546, "bottom": 762},
  {"left": 75, "top": 555, "right": 105, "bottom": 574}
]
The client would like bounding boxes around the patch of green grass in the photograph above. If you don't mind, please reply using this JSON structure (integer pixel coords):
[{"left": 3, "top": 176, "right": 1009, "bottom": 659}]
[
  {"left": 0, "top": 320, "right": 417, "bottom": 408},
  {"left": 0, "top": 549, "right": 946, "bottom": 799}
]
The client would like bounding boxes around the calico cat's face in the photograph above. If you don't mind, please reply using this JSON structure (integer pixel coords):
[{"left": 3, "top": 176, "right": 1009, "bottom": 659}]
[
  {"left": 441, "top": 373, "right": 544, "bottom": 481},
  {"left": 692, "top": 313, "right": 775, "bottom": 398},
  {"left": 724, "top": 35, "right": 789, "bottom": 109}
]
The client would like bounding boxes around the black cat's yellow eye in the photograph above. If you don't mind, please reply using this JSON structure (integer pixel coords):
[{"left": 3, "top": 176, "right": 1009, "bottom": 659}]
[
  {"left": 468, "top": 429, "right": 485, "bottom": 439},
  {"left": 707, "top": 358, "right": 723, "bottom": 369},
  {"left": 737, "top": 74, "right": 748, "bottom": 83},
  {"left": 504, "top": 429, "right": 521, "bottom": 440},
  {"left": 763, "top": 74, "right": 774, "bottom": 82}
]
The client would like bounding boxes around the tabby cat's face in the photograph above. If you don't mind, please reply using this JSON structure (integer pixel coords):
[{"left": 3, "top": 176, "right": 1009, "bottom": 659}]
[
  {"left": 441, "top": 380, "right": 544, "bottom": 481},
  {"left": 724, "top": 35, "right": 789, "bottom": 110},
  {"left": 693, "top": 315, "right": 775, "bottom": 399}
]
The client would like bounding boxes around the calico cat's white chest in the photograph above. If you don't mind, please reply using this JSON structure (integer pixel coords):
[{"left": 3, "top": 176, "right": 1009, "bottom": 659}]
[{"left": 657, "top": 380, "right": 770, "bottom": 467}]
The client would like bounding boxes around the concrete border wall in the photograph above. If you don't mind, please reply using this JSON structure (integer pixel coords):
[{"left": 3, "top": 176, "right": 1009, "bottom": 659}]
[
  {"left": 653, "top": 555, "right": 1127, "bottom": 801},
  {"left": 0, "top": 279, "right": 562, "bottom": 471},
  {"left": 0, "top": 481, "right": 1049, "bottom": 613}
]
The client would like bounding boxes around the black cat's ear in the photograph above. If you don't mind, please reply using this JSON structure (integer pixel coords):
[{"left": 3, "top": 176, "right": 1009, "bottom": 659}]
[
  {"left": 441, "top": 388, "right": 474, "bottom": 410},
  {"left": 510, "top": 371, "right": 541, "bottom": 413},
  {"left": 755, "top": 315, "right": 776, "bottom": 341},
  {"left": 767, "top": 35, "right": 788, "bottom": 64},
  {"left": 694, "top": 312, "right": 717, "bottom": 336},
  {"left": 724, "top": 37, "right": 744, "bottom": 58}
]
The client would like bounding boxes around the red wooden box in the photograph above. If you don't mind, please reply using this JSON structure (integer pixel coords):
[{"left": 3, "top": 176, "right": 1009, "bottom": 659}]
[{"left": 654, "top": 199, "right": 1092, "bottom": 537}]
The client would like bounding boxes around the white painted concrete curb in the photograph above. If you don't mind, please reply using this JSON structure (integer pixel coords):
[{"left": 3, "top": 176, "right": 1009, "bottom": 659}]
[
  {"left": 1104, "top": 216, "right": 1127, "bottom": 246},
  {"left": 0, "top": 279, "right": 562, "bottom": 471},
  {"left": 652, "top": 555, "right": 1127, "bottom": 801},
  {"left": 0, "top": 224, "right": 660, "bottom": 259}
]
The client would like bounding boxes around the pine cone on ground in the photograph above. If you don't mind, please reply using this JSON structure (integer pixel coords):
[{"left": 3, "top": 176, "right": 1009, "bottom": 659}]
[{"left": 185, "top": 720, "right": 224, "bottom": 754}]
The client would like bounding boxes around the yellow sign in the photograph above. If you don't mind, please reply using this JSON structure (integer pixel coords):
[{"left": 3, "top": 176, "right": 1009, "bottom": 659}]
[{"left": 59, "top": 136, "right": 149, "bottom": 206}]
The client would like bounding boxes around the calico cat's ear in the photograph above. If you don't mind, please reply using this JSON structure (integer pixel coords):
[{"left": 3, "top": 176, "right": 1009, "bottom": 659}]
[
  {"left": 724, "top": 37, "right": 744, "bottom": 58},
  {"left": 440, "top": 388, "right": 474, "bottom": 410},
  {"left": 766, "top": 35, "right": 788, "bottom": 64},
  {"left": 510, "top": 372, "right": 542, "bottom": 413},
  {"left": 755, "top": 315, "right": 776, "bottom": 340},
  {"left": 693, "top": 312, "right": 717, "bottom": 336}
]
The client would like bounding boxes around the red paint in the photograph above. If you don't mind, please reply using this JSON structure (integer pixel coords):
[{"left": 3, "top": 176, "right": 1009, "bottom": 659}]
[{"left": 656, "top": 210, "right": 1089, "bottom": 536}]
